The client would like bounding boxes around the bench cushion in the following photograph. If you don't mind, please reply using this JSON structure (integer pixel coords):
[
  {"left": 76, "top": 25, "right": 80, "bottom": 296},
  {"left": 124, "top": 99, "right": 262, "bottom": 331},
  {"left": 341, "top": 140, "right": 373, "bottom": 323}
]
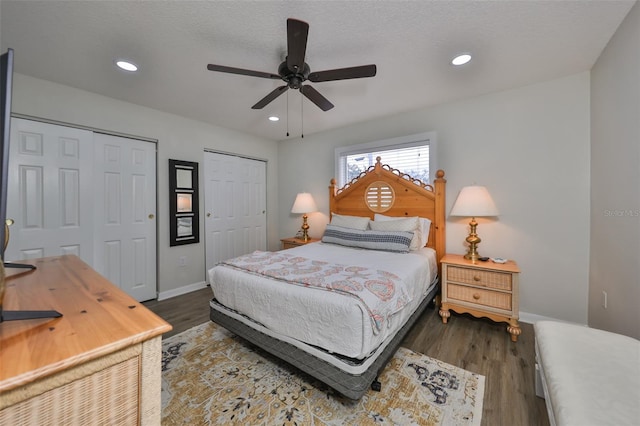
[{"left": 534, "top": 321, "right": 640, "bottom": 426}]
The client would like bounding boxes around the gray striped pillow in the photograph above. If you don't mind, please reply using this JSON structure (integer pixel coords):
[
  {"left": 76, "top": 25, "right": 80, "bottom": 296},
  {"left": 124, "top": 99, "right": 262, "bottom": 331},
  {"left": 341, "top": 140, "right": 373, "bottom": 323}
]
[{"left": 321, "top": 224, "right": 413, "bottom": 253}]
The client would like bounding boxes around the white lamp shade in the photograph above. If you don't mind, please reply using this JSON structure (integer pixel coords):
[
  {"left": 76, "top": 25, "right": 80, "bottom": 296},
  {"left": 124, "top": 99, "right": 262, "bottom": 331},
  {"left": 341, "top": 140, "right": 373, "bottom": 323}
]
[
  {"left": 450, "top": 186, "right": 499, "bottom": 217},
  {"left": 291, "top": 192, "right": 318, "bottom": 214}
]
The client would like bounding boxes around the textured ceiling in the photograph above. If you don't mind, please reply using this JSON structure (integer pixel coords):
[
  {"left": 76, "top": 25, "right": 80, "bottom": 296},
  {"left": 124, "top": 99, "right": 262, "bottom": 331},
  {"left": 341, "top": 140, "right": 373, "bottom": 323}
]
[{"left": 0, "top": 0, "right": 635, "bottom": 141}]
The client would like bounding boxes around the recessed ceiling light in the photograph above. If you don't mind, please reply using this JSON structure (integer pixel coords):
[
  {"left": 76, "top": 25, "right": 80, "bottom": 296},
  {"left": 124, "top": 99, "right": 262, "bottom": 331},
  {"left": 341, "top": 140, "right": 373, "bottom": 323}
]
[
  {"left": 268, "top": 116, "right": 280, "bottom": 122},
  {"left": 451, "top": 54, "right": 472, "bottom": 66},
  {"left": 115, "top": 60, "right": 138, "bottom": 72}
]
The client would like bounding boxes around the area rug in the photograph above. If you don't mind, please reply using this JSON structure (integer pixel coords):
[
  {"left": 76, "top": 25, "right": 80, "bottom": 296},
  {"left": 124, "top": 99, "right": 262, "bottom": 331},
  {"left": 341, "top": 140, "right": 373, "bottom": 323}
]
[{"left": 161, "top": 322, "right": 485, "bottom": 425}]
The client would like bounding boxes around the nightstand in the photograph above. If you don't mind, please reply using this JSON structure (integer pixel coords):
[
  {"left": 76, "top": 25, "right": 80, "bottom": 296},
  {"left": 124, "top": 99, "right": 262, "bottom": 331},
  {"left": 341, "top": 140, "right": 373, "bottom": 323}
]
[
  {"left": 280, "top": 237, "right": 320, "bottom": 250},
  {"left": 439, "top": 253, "right": 521, "bottom": 342}
]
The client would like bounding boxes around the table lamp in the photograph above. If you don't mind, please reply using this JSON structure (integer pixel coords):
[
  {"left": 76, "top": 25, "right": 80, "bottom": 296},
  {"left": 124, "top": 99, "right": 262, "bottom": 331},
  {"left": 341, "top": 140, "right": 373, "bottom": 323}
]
[
  {"left": 291, "top": 192, "right": 317, "bottom": 242},
  {"left": 450, "top": 185, "right": 499, "bottom": 261}
]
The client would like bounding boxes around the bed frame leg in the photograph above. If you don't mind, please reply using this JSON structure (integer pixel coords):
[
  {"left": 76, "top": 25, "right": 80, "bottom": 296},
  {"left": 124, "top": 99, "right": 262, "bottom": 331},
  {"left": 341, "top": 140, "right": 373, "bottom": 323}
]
[{"left": 371, "top": 378, "right": 381, "bottom": 392}]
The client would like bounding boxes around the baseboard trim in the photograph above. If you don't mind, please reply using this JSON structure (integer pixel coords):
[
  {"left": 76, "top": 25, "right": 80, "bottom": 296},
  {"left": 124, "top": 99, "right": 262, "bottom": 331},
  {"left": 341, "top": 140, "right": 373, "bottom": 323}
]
[
  {"left": 157, "top": 281, "right": 208, "bottom": 301},
  {"left": 519, "top": 311, "right": 587, "bottom": 327}
]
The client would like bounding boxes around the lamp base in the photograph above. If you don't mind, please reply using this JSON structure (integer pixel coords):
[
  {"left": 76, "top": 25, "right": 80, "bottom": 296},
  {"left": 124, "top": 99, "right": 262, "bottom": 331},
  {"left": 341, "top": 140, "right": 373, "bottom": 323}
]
[
  {"left": 299, "top": 213, "right": 310, "bottom": 242},
  {"left": 464, "top": 217, "right": 482, "bottom": 262},
  {"left": 464, "top": 252, "right": 481, "bottom": 262}
]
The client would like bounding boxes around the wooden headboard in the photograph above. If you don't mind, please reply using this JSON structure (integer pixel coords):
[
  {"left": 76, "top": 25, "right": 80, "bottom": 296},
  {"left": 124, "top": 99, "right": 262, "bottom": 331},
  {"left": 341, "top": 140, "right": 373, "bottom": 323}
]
[{"left": 329, "top": 157, "right": 446, "bottom": 266}]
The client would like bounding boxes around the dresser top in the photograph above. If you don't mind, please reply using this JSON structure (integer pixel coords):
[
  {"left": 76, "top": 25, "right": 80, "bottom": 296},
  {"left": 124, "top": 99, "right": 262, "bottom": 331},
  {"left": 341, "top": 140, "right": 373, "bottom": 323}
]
[
  {"left": 441, "top": 253, "right": 520, "bottom": 273},
  {"left": 0, "top": 255, "right": 172, "bottom": 393}
]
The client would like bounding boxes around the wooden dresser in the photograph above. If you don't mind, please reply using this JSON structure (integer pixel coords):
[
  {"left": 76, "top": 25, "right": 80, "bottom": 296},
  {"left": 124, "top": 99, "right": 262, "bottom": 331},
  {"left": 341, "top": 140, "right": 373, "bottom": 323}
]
[
  {"left": 0, "top": 255, "right": 172, "bottom": 425},
  {"left": 439, "top": 253, "right": 521, "bottom": 342}
]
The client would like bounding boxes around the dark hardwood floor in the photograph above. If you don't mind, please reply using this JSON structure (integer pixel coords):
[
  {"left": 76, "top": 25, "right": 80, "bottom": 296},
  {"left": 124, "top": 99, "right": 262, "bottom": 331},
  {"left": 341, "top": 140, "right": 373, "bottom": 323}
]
[
  {"left": 143, "top": 286, "right": 212, "bottom": 338},
  {"left": 144, "top": 287, "right": 549, "bottom": 426}
]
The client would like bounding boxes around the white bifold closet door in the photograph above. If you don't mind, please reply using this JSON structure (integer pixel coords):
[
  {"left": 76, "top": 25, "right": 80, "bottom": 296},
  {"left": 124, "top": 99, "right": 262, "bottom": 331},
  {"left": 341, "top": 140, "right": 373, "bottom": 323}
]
[
  {"left": 6, "top": 119, "right": 94, "bottom": 262},
  {"left": 93, "top": 133, "right": 156, "bottom": 301},
  {"left": 6, "top": 118, "right": 157, "bottom": 301},
  {"left": 204, "top": 151, "right": 266, "bottom": 278}
]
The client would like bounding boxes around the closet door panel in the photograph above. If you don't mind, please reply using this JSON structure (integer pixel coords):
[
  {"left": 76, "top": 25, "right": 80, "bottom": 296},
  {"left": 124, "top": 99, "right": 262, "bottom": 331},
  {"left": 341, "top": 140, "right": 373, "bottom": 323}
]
[
  {"left": 7, "top": 118, "right": 94, "bottom": 263},
  {"left": 204, "top": 152, "right": 266, "bottom": 278},
  {"left": 94, "top": 133, "right": 156, "bottom": 301}
]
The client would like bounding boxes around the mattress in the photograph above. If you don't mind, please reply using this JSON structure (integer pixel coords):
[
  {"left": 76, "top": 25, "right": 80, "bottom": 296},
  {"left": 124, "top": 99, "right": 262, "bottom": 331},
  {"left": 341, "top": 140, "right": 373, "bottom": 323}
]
[
  {"left": 534, "top": 321, "right": 640, "bottom": 426},
  {"left": 208, "top": 242, "right": 437, "bottom": 359}
]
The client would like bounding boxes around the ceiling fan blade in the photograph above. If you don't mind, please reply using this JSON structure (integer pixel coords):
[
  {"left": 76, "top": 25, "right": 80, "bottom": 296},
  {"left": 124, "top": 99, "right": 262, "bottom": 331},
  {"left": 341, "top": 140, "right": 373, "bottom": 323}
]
[
  {"left": 286, "top": 18, "right": 309, "bottom": 73},
  {"left": 252, "top": 85, "right": 289, "bottom": 109},
  {"left": 207, "top": 64, "right": 281, "bottom": 80},
  {"left": 300, "top": 85, "right": 334, "bottom": 111},
  {"left": 308, "top": 64, "right": 377, "bottom": 82}
]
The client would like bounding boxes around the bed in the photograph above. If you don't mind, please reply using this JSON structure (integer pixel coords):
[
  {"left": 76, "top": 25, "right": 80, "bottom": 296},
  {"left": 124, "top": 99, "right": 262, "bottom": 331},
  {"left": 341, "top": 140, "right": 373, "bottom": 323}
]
[
  {"left": 208, "top": 157, "right": 447, "bottom": 399},
  {"left": 534, "top": 320, "right": 640, "bottom": 426}
]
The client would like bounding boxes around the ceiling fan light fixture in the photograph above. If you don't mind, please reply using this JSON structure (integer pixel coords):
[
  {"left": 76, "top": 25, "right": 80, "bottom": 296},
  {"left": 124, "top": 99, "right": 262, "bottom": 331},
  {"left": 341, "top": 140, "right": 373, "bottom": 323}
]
[
  {"left": 451, "top": 53, "right": 472, "bottom": 66},
  {"left": 268, "top": 116, "right": 280, "bottom": 122},
  {"left": 115, "top": 59, "right": 138, "bottom": 72}
]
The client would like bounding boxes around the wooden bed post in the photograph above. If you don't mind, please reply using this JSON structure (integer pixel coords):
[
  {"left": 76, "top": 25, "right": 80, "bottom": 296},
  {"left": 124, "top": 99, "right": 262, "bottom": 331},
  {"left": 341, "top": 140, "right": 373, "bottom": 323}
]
[
  {"left": 434, "top": 170, "right": 446, "bottom": 269},
  {"left": 328, "top": 178, "right": 337, "bottom": 220}
]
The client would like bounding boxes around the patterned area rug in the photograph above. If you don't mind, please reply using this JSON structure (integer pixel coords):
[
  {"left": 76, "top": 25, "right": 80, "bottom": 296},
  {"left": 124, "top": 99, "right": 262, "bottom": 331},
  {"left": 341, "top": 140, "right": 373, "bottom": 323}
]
[{"left": 161, "top": 322, "right": 485, "bottom": 425}]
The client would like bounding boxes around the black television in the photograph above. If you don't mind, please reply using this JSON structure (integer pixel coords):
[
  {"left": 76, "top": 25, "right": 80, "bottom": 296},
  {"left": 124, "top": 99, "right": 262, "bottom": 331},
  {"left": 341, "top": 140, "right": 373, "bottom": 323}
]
[
  {"left": 0, "top": 48, "right": 61, "bottom": 322},
  {"left": 0, "top": 48, "right": 14, "bottom": 263}
]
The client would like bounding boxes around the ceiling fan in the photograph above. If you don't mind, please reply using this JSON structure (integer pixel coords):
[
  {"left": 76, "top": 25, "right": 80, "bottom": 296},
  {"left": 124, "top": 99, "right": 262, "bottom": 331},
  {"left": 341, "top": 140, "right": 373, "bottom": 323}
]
[{"left": 207, "top": 18, "right": 377, "bottom": 112}]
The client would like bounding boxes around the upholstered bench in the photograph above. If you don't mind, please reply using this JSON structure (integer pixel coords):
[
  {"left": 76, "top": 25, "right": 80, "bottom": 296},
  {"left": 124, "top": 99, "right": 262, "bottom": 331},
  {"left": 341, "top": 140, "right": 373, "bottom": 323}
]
[{"left": 534, "top": 321, "right": 640, "bottom": 426}]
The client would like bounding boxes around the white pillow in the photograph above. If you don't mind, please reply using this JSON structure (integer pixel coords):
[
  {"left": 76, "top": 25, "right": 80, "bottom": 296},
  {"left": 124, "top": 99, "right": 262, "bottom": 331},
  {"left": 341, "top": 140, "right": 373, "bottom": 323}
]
[
  {"left": 330, "top": 213, "right": 370, "bottom": 231},
  {"left": 374, "top": 214, "right": 432, "bottom": 248},
  {"left": 369, "top": 216, "right": 421, "bottom": 250}
]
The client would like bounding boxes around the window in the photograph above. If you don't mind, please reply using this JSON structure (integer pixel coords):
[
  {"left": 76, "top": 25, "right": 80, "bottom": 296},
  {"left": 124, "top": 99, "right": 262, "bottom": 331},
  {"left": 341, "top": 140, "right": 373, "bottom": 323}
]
[{"left": 335, "top": 132, "right": 436, "bottom": 188}]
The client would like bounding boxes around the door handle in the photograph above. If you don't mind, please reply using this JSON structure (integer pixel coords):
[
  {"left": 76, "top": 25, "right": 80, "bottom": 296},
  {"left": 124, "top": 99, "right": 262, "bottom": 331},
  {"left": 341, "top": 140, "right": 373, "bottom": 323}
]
[
  {"left": 207, "top": 212, "right": 211, "bottom": 217},
  {"left": 148, "top": 214, "right": 155, "bottom": 219},
  {"left": 3, "top": 219, "right": 14, "bottom": 251}
]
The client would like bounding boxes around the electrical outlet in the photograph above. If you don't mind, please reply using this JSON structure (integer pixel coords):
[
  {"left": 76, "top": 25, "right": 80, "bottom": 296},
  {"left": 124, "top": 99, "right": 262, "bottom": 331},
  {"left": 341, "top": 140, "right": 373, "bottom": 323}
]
[
  {"left": 179, "top": 256, "right": 187, "bottom": 267},
  {"left": 601, "top": 291, "right": 607, "bottom": 309}
]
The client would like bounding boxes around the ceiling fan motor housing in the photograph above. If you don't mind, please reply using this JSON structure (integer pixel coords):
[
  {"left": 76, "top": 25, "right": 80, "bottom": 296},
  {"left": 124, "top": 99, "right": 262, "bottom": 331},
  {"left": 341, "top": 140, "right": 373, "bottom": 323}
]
[{"left": 279, "top": 60, "right": 310, "bottom": 89}]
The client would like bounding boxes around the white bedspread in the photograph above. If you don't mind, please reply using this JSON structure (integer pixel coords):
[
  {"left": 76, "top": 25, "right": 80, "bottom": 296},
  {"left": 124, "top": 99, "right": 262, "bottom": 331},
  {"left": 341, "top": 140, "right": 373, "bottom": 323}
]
[
  {"left": 535, "top": 321, "right": 640, "bottom": 426},
  {"left": 208, "top": 242, "right": 437, "bottom": 359}
]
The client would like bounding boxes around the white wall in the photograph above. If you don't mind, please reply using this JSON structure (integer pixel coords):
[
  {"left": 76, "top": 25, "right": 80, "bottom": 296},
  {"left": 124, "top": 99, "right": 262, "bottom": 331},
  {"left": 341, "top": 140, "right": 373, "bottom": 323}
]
[
  {"left": 589, "top": 2, "right": 639, "bottom": 339},
  {"left": 11, "top": 73, "right": 279, "bottom": 297},
  {"left": 279, "top": 72, "right": 591, "bottom": 324}
]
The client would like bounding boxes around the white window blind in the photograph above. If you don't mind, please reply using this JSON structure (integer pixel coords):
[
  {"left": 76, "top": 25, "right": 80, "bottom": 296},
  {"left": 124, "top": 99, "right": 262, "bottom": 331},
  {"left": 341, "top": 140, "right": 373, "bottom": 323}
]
[{"left": 335, "top": 132, "right": 435, "bottom": 188}]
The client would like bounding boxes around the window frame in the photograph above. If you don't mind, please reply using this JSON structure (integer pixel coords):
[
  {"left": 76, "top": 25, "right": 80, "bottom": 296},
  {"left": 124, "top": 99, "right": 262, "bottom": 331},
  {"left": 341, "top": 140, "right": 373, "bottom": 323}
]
[{"left": 334, "top": 131, "right": 437, "bottom": 188}]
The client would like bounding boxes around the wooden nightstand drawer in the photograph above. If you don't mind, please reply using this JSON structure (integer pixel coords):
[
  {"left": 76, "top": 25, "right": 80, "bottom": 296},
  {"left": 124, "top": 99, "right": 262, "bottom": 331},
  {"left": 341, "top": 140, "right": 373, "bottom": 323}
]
[
  {"left": 447, "top": 284, "right": 512, "bottom": 311},
  {"left": 447, "top": 266, "right": 512, "bottom": 291}
]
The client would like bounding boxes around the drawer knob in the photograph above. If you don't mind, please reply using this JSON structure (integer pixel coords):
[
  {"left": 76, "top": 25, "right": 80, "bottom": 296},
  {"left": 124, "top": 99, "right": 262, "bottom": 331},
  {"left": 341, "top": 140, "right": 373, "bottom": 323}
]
[
  {"left": 473, "top": 275, "right": 481, "bottom": 282},
  {"left": 473, "top": 293, "right": 481, "bottom": 300}
]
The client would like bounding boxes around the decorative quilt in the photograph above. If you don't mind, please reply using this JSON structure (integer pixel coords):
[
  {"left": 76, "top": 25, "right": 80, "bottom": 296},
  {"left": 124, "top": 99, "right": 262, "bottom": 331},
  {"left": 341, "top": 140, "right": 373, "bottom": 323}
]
[{"left": 221, "top": 251, "right": 412, "bottom": 334}]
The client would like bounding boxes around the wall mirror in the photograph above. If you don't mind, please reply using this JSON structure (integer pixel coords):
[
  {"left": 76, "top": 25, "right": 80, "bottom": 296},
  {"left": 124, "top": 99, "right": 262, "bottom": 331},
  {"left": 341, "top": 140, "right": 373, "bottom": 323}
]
[{"left": 169, "top": 159, "right": 199, "bottom": 246}]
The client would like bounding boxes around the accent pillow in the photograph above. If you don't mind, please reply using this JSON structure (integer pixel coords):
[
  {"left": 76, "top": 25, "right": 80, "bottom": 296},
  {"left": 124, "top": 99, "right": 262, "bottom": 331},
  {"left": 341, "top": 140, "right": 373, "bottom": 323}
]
[
  {"left": 369, "top": 216, "right": 421, "bottom": 250},
  {"left": 321, "top": 224, "right": 413, "bottom": 253},
  {"left": 373, "top": 214, "right": 432, "bottom": 248},
  {"left": 330, "top": 213, "right": 370, "bottom": 231}
]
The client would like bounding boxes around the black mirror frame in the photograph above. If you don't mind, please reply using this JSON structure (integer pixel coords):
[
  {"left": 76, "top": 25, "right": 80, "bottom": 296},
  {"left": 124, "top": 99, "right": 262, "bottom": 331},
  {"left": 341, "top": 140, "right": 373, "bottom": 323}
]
[{"left": 169, "top": 159, "right": 199, "bottom": 246}]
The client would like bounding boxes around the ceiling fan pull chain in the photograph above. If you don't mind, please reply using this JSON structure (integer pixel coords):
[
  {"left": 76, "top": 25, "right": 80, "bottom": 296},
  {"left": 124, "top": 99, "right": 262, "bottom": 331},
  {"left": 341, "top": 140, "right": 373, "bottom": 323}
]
[
  {"left": 286, "top": 90, "right": 290, "bottom": 137},
  {"left": 301, "top": 91, "right": 304, "bottom": 138}
]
